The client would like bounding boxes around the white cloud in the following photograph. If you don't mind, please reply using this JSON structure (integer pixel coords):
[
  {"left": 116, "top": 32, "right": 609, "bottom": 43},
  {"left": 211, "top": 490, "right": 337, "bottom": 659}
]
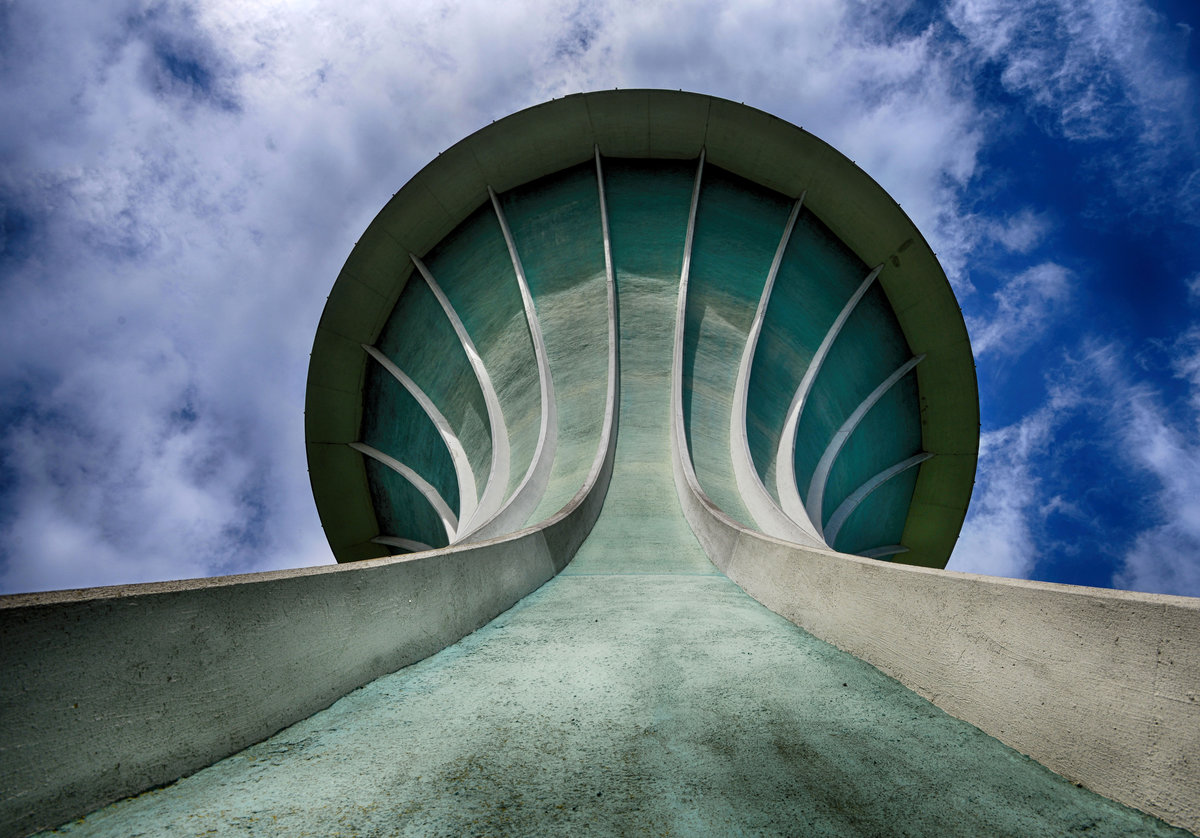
[
  {"left": 948, "top": 0, "right": 1191, "bottom": 140},
  {"left": 949, "top": 330, "right": 1200, "bottom": 597},
  {"left": 1186, "top": 272, "right": 1200, "bottom": 303},
  {"left": 947, "top": 0, "right": 1199, "bottom": 220},
  {"left": 948, "top": 404, "right": 1062, "bottom": 579},
  {"left": 966, "top": 262, "right": 1072, "bottom": 356},
  {"left": 1071, "top": 337, "right": 1200, "bottom": 597},
  {"left": 987, "top": 208, "right": 1051, "bottom": 254}
]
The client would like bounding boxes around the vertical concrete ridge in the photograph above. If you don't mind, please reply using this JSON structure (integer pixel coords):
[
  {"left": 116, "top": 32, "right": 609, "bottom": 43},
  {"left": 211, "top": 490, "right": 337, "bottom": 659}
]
[
  {"left": 466, "top": 188, "right": 558, "bottom": 541},
  {"left": 730, "top": 194, "right": 823, "bottom": 547}
]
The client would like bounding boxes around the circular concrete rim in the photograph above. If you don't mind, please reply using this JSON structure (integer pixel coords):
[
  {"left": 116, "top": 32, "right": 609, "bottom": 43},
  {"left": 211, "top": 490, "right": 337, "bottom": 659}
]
[{"left": 304, "top": 89, "right": 980, "bottom": 568}]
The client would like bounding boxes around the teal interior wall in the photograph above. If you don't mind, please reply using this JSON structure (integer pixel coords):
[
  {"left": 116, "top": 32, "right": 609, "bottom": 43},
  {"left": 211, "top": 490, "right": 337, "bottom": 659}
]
[
  {"left": 422, "top": 203, "right": 541, "bottom": 502},
  {"left": 791, "top": 283, "right": 915, "bottom": 527},
  {"left": 372, "top": 276, "right": 493, "bottom": 499},
  {"left": 360, "top": 157, "right": 927, "bottom": 558},
  {"left": 363, "top": 456, "right": 450, "bottom": 548}
]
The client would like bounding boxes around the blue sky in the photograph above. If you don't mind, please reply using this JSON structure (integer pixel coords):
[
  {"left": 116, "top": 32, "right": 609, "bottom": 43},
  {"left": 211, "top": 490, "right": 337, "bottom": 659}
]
[{"left": 0, "top": 0, "right": 1198, "bottom": 597}]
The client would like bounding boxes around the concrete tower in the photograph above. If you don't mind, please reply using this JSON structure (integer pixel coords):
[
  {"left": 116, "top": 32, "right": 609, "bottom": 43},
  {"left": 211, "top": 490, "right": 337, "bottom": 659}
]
[
  {"left": 2, "top": 91, "right": 1197, "bottom": 837},
  {"left": 306, "top": 90, "right": 976, "bottom": 571}
]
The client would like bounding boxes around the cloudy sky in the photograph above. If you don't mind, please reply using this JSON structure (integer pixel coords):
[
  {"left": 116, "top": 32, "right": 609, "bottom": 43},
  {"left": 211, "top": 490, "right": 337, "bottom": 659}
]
[{"left": 1, "top": 0, "right": 1198, "bottom": 597}]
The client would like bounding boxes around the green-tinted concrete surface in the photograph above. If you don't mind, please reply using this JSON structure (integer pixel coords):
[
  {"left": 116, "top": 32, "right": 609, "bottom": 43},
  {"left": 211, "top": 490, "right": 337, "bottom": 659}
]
[
  {"left": 38, "top": 573, "right": 1187, "bottom": 837},
  {"left": 42, "top": 236, "right": 1184, "bottom": 838},
  {"left": 41, "top": 573, "right": 1187, "bottom": 838}
]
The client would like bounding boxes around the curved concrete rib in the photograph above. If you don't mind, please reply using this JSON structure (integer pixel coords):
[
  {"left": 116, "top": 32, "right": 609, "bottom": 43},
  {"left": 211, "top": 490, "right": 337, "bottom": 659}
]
[
  {"left": 370, "top": 536, "right": 434, "bottom": 554},
  {"left": 464, "top": 188, "right": 559, "bottom": 541},
  {"left": 805, "top": 354, "right": 925, "bottom": 536},
  {"left": 349, "top": 442, "right": 458, "bottom": 542},
  {"left": 409, "top": 254, "right": 511, "bottom": 537},
  {"left": 361, "top": 344, "right": 478, "bottom": 536},
  {"left": 729, "top": 195, "right": 823, "bottom": 547},
  {"left": 823, "top": 451, "right": 933, "bottom": 549},
  {"left": 669, "top": 150, "right": 706, "bottom": 503},
  {"left": 860, "top": 545, "right": 910, "bottom": 559},
  {"left": 775, "top": 264, "right": 883, "bottom": 532},
  {"left": 587, "top": 147, "right": 621, "bottom": 505}
]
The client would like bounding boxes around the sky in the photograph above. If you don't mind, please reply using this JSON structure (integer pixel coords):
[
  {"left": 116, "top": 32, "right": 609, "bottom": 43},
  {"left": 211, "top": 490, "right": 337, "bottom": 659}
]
[{"left": 1, "top": 0, "right": 1198, "bottom": 597}]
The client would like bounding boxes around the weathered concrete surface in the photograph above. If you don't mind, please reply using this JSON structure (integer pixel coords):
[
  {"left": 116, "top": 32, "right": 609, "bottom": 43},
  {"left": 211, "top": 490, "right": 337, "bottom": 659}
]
[
  {"left": 674, "top": 468, "right": 1200, "bottom": 833},
  {"left": 32, "top": 565, "right": 1188, "bottom": 835}
]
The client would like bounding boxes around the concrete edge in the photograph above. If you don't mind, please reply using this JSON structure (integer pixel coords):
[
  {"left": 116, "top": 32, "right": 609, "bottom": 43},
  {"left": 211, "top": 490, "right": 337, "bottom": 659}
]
[{"left": 671, "top": 463, "right": 1200, "bottom": 835}]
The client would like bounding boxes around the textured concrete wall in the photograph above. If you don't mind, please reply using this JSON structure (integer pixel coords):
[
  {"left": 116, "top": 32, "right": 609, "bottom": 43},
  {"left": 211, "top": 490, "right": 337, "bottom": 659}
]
[{"left": 673, "top": 461, "right": 1200, "bottom": 834}]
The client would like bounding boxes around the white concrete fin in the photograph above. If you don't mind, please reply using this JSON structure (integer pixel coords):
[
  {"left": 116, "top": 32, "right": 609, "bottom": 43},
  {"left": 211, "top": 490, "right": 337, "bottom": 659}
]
[
  {"left": 585, "top": 146, "right": 620, "bottom": 497},
  {"left": 369, "top": 536, "right": 435, "bottom": 554},
  {"left": 860, "top": 544, "right": 910, "bottom": 559},
  {"left": 775, "top": 264, "right": 883, "bottom": 532},
  {"left": 595, "top": 146, "right": 615, "bottom": 302},
  {"left": 410, "top": 253, "right": 511, "bottom": 537},
  {"left": 361, "top": 344, "right": 478, "bottom": 537},
  {"left": 805, "top": 354, "right": 925, "bottom": 536},
  {"left": 350, "top": 442, "right": 458, "bottom": 542},
  {"left": 528, "top": 146, "right": 627, "bottom": 525},
  {"left": 730, "top": 195, "right": 824, "bottom": 546},
  {"left": 464, "top": 188, "right": 559, "bottom": 541},
  {"left": 670, "top": 150, "right": 707, "bottom": 495},
  {"left": 823, "top": 451, "right": 934, "bottom": 549}
]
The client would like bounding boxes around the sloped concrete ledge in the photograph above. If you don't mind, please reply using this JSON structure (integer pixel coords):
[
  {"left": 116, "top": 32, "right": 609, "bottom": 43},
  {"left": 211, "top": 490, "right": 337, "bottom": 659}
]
[
  {"left": 0, "top": 398, "right": 618, "bottom": 838},
  {"left": 0, "top": 538, "right": 554, "bottom": 837},
  {"left": 674, "top": 466, "right": 1200, "bottom": 834}
]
